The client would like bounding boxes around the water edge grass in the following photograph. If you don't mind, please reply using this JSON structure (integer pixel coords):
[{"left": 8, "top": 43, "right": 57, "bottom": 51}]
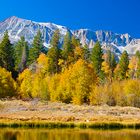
[{"left": 0, "top": 120, "right": 140, "bottom": 130}]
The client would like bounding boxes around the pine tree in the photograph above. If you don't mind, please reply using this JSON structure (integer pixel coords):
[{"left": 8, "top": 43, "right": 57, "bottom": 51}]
[
  {"left": 91, "top": 41, "right": 103, "bottom": 76},
  {"left": 0, "top": 31, "right": 14, "bottom": 71},
  {"left": 118, "top": 51, "right": 129, "bottom": 79},
  {"left": 71, "top": 36, "right": 85, "bottom": 61},
  {"left": 107, "top": 50, "right": 116, "bottom": 78},
  {"left": 83, "top": 44, "right": 90, "bottom": 61},
  {"left": 62, "top": 32, "right": 73, "bottom": 66},
  {"left": 71, "top": 35, "right": 80, "bottom": 48},
  {"left": 20, "top": 42, "right": 29, "bottom": 72},
  {"left": 62, "top": 32, "right": 71, "bottom": 59},
  {"left": 47, "top": 30, "right": 61, "bottom": 74},
  {"left": 28, "top": 30, "right": 43, "bottom": 64},
  {"left": 14, "top": 36, "right": 29, "bottom": 72}
]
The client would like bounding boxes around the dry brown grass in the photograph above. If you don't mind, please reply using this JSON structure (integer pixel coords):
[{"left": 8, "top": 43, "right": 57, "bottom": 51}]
[{"left": 0, "top": 99, "right": 140, "bottom": 124}]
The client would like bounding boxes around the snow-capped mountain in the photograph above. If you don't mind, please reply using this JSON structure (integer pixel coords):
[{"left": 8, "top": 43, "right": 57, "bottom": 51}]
[
  {"left": 0, "top": 16, "right": 69, "bottom": 47},
  {"left": 0, "top": 16, "right": 140, "bottom": 55}
]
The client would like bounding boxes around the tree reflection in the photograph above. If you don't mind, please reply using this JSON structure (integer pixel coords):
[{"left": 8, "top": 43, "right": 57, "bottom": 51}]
[{"left": 1, "top": 129, "right": 140, "bottom": 140}]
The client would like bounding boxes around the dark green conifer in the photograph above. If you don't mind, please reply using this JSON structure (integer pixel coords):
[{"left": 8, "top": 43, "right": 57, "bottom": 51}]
[
  {"left": 62, "top": 32, "right": 72, "bottom": 60},
  {"left": 119, "top": 50, "right": 129, "bottom": 79},
  {"left": 83, "top": 44, "right": 90, "bottom": 61},
  {"left": 14, "top": 36, "right": 29, "bottom": 72},
  {"left": 91, "top": 41, "right": 103, "bottom": 76},
  {"left": 28, "top": 30, "right": 43, "bottom": 64},
  {"left": 0, "top": 31, "right": 14, "bottom": 71},
  {"left": 47, "top": 30, "right": 61, "bottom": 74}
]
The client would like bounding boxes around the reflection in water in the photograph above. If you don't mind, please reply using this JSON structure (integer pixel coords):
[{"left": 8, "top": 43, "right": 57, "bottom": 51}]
[
  {"left": 0, "top": 128, "right": 140, "bottom": 140},
  {"left": 3, "top": 131, "right": 20, "bottom": 140}
]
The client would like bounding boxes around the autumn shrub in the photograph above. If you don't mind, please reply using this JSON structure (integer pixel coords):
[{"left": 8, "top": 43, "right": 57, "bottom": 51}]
[
  {"left": 89, "top": 81, "right": 123, "bottom": 106},
  {"left": 90, "top": 80, "right": 140, "bottom": 107},
  {"left": 90, "top": 85, "right": 108, "bottom": 105},
  {"left": 123, "top": 80, "right": 140, "bottom": 107},
  {"left": 0, "top": 67, "right": 17, "bottom": 98},
  {"left": 107, "top": 81, "right": 127, "bottom": 106},
  {"left": 109, "top": 80, "right": 140, "bottom": 107}
]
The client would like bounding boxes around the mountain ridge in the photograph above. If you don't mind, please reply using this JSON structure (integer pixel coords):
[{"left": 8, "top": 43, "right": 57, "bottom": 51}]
[{"left": 0, "top": 16, "right": 140, "bottom": 55}]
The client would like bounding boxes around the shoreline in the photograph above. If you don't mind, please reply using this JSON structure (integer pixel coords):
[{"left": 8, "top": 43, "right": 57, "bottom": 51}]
[
  {"left": 1, "top": 119, "right": 140, "bottom": 129},
  {"left": 0, "top": 100, "right": 140, "bottom": 129}
]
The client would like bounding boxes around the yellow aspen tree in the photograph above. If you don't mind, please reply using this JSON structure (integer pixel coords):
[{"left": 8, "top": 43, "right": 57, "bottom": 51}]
[
  {"left": 70, "top": 59, "right": 97, "bottom": 105},
  {"left": 0, "top": 67, "right": 17, "bottom": 98},
  {"left": 17, "top": 69, "right": 32, "bottom": 98},
  {"left": 37, "top": 53, "right": 49, "bottom": 75},
  {"left": 128, "top": 56, "right": 138, "bottom": 79}
]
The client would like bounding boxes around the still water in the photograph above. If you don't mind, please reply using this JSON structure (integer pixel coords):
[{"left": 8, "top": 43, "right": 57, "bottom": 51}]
[{"left": 0, "top": 128, "right": 140, "bottom": 140}]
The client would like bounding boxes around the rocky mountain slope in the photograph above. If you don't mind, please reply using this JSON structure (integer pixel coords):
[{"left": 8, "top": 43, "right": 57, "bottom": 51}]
[{"left": 0, "top": 16, "right": 140, "bottom": 55}]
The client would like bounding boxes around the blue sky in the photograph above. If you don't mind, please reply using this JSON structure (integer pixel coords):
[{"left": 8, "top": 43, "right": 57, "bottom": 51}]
[{"left": 0, "top": 0, "right": 140, "bottom": 38}]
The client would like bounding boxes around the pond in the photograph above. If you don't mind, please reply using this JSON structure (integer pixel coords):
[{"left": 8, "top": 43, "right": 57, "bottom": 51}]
[{"left": 0, "top": 128, "right": 140, "bottom": 140}]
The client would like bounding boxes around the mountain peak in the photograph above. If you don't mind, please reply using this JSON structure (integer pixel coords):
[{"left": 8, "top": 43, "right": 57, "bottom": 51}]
[
  {"left": 8, "top": 16, "right": 18, "bottom": 19},
  {"left": 5, "top": 16, "right": 20, "bottom": 21}
]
